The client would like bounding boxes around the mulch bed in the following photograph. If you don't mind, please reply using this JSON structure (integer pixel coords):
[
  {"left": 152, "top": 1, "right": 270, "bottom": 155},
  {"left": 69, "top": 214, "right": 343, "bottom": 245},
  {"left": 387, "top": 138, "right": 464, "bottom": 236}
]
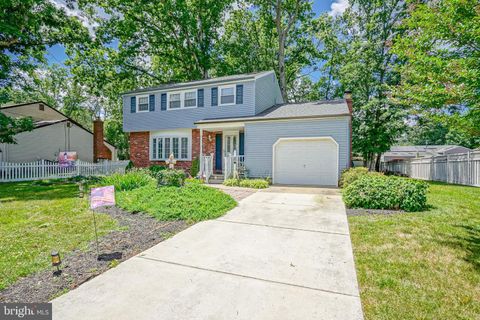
[
  {"left": 0, "top": 207, "right": 188, "bottom": 303},
  {"left": 347, "top": 208, "right": 406, "bottom": 216}
]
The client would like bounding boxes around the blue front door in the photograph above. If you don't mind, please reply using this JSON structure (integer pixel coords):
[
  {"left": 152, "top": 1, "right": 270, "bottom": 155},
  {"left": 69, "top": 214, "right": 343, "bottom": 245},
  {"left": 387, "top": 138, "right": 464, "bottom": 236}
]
[{"left": 215, "top": 134, "right": 222, "bottom": 171}]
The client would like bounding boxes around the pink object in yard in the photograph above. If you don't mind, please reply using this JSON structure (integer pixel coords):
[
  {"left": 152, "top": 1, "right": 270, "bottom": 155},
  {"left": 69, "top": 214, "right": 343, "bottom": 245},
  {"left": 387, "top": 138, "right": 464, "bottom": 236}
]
[{"left": 90, "top": 186, "right": 115, "bottom": 209}]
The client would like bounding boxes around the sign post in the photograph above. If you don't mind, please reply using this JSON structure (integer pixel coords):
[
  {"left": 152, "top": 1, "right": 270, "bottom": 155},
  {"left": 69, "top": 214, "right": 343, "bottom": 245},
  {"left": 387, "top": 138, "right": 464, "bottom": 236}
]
[{"left": 89, "top": 186, "right": 115, "bottom": 258}]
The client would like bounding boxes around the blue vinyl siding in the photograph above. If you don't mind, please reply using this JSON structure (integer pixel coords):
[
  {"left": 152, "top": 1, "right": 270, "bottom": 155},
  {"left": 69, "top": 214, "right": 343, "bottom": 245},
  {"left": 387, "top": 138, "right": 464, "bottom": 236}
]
[
  {"left": 244, "top": 117, "right": 350, "bottom": 179},
  {"left": 255, "top": 72, "right": 283, "bottom": 114},
  {"left": 123, "top": 81, "right": 255, "bottom": 131}
]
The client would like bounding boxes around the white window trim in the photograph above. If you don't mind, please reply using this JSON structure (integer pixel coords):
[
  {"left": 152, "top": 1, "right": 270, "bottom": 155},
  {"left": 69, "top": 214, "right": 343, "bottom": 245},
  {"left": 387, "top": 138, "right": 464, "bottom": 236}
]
[
  {"left": 150, "top": 135, "right": 191, "bottom": 161},
  {"left": 219, "top": 85, "right": 236, "bottom": 106},
  {"left": 167, "top": 89, "right": 197, "bottom": 110},
  {"left": 137, "top": 95, "right": 150, "bottom": 113}
]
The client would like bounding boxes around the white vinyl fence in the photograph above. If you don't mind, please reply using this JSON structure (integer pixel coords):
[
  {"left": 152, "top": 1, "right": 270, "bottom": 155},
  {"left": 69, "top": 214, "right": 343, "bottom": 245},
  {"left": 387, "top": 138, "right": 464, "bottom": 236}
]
[
  {"left": 382, "top": 151, "right": 480, "bottom": 187},
  {"left": 0, "top": 160, "right": 130, "bottom": 182}
]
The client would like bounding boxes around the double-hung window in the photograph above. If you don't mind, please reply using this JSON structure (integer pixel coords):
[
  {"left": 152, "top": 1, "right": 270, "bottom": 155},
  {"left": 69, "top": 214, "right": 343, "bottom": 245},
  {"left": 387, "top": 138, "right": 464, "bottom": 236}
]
[
  {"left": 151, "top": 136, "right": 189, "bottom": 160},
  {"left": 169, "top": 93, "right": 181, "bottom": 109},
  {"left": 137, "top": 96, "right": 149, "bottom": 112},
  {"left": 219, "top": 86, "right": 235, "bottom": 105},
  {"left": 184, "top": 91, "right": 197, "bottom": 108}
]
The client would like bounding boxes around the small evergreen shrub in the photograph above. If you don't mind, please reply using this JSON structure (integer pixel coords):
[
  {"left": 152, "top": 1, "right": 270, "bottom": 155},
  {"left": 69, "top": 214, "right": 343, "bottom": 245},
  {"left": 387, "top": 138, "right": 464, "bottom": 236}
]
[
  {"left": 190, "top": 157, "right": 200, "bottom": 178},
  {"left": 101, "top": 169, "right": 155, "bottom": 191},
  {"left": 149, "top": 165, "right": 167, "bottom": 177},
  {"left": 157, "top": 169, "right": 186, "bottom": 187},
  {"left": 342, "top": 175, "right": 428, "bottom": 212},
  {"left": 125, "top": 160, "right": 134, "bottom": 171},
  {"left": 239, "top": 179, "right": 269, "bottom": 189}
]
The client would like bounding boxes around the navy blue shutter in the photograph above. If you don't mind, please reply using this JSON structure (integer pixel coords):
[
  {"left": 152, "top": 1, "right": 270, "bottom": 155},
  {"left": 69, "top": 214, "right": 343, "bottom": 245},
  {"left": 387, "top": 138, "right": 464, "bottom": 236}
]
[
  {"left": 161, "top": 93, "right": 167, "bottom": 111},
  {"left": 211, "top": 87, "right": 218, "bottom": 106},
  {"left": 130, "top": 96, "right": 136, "bottom": 113},
  {"left": 239, "top": 132, "right": 244, "bottom": 156},
  {"left": 198, "top": 89, "right": 204, "bottom": 107},
  {"left": 236, "top": 85, "right": 243, "bottom": 104},
  {"left": 149, "top": 94, "right": 155, "bottom": 111}
]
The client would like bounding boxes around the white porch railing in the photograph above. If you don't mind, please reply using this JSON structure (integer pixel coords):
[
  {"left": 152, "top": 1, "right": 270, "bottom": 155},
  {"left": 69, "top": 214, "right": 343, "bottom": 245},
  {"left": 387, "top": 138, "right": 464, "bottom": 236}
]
[
  {"left": 224, "top": 155, "right": 245, "bottom": 180},
  {"left": 200, "top": 155, "right": 214, "bottom": 182},
  {"left": 0, "top": 160, "right": 129, "bottom": 182}
]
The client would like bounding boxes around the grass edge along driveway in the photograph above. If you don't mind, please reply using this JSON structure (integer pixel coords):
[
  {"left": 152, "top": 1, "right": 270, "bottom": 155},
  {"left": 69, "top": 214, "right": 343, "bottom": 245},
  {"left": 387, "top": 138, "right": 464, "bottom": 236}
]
[{"left": 349, "top": 182, "right": 480, "bottom": 320}]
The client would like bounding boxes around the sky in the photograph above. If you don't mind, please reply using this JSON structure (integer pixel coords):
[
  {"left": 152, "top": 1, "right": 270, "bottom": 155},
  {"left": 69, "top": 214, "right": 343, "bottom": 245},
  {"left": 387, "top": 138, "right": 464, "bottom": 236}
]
[{"left": 45, "top": 0, "right": 347, "bottom": 65}]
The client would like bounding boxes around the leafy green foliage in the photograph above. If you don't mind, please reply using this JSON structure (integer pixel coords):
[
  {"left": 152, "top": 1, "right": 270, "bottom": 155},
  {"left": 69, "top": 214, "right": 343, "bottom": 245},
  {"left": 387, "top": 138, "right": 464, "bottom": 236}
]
[
  {"left": 0, "top": 113, "right": 34, "bottom": 144},
  {"left": 343, "top": 175, "right": 428, "bottom": 212},
  {"left": 340, "top": 167, "right": 369, "bottom": 187},
  {"left": 190, "top": 157, "right": 200, "bottom": 178},
  {"left": 223, "top": 178, "right": 269, "bottom": 189},
  {"left": 148, "top": 165, "right": 167, "bottom": 177},
  {"left": 156, "top": 169, "right": 186, "bottom": 187},
  {"left": 185, "top": 178, "right": 203, "bottom": 185},
  {"left": 0, "top": 0, "right": 89, "bottom": 88},
  {"left": 116, "top": 184, "right": 236, "bottom": 222},
  {"left": 101, "top": 169, "right": 155, "bottom": 191}
]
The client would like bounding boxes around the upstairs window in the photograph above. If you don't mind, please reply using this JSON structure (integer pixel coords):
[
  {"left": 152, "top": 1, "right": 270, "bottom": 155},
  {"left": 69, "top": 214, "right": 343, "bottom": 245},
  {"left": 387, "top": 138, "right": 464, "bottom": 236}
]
[
  {"left": 184, "top": 91, "right": 197, "bottom": 108},
  {"left": 169, "top": 93, "right": 181, "bottom": 109},
  {"left": 137, "top": 96, "right": 149, "bottom": 112},
  {"left": 220, "top": 86, "right": 235, "bottom": 105}
]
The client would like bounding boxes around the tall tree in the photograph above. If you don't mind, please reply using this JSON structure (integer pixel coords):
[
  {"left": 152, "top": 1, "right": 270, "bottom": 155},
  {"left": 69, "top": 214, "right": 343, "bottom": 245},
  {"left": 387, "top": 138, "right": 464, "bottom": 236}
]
[
  {"left": 316, "top": 0, "right": 408, "bottom": 170},
  {"left": 392, "top": 0, "right": 480, "bottom": 140}
]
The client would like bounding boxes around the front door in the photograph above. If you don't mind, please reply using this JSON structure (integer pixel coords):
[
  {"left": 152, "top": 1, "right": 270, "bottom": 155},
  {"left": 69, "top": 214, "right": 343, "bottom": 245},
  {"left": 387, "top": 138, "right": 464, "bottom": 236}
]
[{"left": 215, "top": 134, "right": 222, "bottom": 171}]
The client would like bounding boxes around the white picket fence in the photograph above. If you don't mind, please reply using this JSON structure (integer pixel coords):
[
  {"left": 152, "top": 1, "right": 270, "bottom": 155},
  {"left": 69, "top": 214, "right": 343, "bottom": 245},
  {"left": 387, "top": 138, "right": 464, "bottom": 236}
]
[
  {"left": 0, "top": 160, "right": 130, "bottom": 182},
  {"left": 382, "top": 151, "right": 480, "bottom": 187}
]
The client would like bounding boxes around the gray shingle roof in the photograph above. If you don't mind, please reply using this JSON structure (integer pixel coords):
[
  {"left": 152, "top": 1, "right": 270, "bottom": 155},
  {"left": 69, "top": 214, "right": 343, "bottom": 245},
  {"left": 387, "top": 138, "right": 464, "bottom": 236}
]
[
  {"left": 195, "top": 100, "right": 351, "bottom": 124},
  {"left": 122, "top": 71, "right": 274, "bottom": 95}
]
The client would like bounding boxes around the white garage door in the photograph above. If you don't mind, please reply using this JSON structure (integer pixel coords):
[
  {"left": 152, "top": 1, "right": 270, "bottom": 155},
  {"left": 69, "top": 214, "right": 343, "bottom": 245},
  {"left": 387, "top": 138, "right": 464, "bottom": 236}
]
[{"left": 273, "top": 137, "right": 338, "bottom": 186}]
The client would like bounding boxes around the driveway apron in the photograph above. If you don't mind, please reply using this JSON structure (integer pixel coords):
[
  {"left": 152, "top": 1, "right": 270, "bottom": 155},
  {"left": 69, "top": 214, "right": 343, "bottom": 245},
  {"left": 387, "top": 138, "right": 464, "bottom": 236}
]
[{"left": 52, "top": 186, "right": 363, "bottom": 320}]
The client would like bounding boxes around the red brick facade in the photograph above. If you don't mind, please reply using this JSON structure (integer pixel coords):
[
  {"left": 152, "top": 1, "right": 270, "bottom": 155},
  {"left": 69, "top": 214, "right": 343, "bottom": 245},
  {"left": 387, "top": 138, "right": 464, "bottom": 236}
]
[{"left": 129, "top": 129, "right": 219, "bottom": 171}]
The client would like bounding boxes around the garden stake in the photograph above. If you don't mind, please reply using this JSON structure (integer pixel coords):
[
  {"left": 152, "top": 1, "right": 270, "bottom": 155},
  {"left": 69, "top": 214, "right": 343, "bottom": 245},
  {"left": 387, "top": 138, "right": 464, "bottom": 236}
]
[{"left": 92, "top": 210, "right": 100, "bottom": 257}]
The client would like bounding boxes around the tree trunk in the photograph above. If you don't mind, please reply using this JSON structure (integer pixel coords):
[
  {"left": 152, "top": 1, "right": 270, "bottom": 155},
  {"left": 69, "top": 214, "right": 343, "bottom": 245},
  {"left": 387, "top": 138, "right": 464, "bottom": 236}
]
[{"left": 374, "top": 153, "right": 382, "bottom": 172}]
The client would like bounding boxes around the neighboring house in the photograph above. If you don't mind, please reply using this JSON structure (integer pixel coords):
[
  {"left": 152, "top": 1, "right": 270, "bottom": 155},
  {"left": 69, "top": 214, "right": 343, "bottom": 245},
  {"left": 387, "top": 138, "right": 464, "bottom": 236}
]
[
  {"left": 382, "top": 145, "right": 472, "bottom": 163},
  {"left": 123, "top": 71, "right": 352, "bottom": 186},
  {"left": 0, "top": 102, "right": 117, "bottom": 163}
]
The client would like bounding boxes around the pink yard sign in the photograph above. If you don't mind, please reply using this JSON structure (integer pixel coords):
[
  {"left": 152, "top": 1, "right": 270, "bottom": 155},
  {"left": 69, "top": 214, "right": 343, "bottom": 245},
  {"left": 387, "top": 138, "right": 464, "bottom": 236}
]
[{"left": 90, "top": 186, "right": 115, "bottom": 209}]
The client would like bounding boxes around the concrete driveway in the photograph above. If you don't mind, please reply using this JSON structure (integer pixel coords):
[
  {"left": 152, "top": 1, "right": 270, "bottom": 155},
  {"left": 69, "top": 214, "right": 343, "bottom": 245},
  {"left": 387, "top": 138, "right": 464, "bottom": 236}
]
[{"left": 52, "top": 187, "right": 363, "bottom": 320}]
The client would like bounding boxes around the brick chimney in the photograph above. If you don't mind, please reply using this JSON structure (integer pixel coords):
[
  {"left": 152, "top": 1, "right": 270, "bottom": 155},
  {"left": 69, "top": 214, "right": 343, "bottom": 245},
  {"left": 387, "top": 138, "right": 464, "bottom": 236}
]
[
  {"left": 93, "top": 119, "right": 112, "bottom": 162},
  {"left": 344, "top": 91, "right": 353, "bottom": 167},
  {"left": 344, "top": 90, "right": 353, "bottom": 114}
]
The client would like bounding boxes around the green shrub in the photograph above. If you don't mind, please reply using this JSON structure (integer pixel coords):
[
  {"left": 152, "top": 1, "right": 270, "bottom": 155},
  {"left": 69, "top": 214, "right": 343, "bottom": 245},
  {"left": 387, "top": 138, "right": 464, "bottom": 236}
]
[
  {"left": 125, "top": 161, "right": 134, "bottom": 171},
  {"left": 101, "top": 169, "right": 155, "bottom": 191},
  {"left": 342, "top": 175, "right": 428, "bottom": 212},
  {"left": 340, "top": 167, "right": 369, "bottom": 187},
  {"left": 149, "top": 165, "right": 167, "bottom": 177},
  {"left": 223, "top": 178, "right": 240, "bottom": 187},
  {"left": 223, "top": 178, "right": 269, "bottom": 189},
  {"left": 239, "top": 179, "right": 269, "bottom": 189},
  {"left": 190, "top": 157, "right": 200, "bottom": 178},
  {"left": 157, "top": 169, "right": 186, "bottom": 187},
  {"left": 185, "top": 178, "right": 203, "bottom": 185}
]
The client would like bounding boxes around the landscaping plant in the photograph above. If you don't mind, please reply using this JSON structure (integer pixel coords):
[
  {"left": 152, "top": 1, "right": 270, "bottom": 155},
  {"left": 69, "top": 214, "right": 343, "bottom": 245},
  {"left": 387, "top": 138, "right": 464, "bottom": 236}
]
[
  {"left": 223, "top": 178, "right": 269, "bottom": 189},
  {"left": 101, "top": 169, "right": 155, "bottom": 191},
  {"left": 156, "top": 169, "right": 186, "bottom": 187},
  {"left": 342, "top": 175, "right": 428, "bottom": 212},
  {"left": 190, "top": 157, "right": 200, "bottom": 178},
  {"left": 340, "top": 167, "right": 384, "bottom": 187},
  {"left": 148, "top": 165, "right": 167, "bottom": 177}
]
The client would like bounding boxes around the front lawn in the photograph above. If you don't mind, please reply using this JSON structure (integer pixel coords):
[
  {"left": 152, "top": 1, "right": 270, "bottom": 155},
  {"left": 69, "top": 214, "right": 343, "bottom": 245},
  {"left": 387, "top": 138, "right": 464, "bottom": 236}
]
[
  {"left": 349, "top": 182, "right": 480, "bottom": 319},
  {"left": 0, "top": 181, "right": 118, "bottom": 290}
]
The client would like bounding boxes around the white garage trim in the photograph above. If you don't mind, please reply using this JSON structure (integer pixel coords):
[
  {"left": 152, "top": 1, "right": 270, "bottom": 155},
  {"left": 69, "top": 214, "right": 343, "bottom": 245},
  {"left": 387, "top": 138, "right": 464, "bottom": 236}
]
[{"left": 272, "top": 136, "right": 339, "bottom": 186}]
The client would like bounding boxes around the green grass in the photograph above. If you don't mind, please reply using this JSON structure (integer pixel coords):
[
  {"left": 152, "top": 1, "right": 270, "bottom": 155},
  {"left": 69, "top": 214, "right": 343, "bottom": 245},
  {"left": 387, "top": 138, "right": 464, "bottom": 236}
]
[
  {"left": 116, "top": 183, "right": 237, "bottom": 222},
  {"left": 349, "top": 182, "right": 480, "bottom": 319},
  {"left": 0, "top": 181, "right": 117, "bottom": 290}
]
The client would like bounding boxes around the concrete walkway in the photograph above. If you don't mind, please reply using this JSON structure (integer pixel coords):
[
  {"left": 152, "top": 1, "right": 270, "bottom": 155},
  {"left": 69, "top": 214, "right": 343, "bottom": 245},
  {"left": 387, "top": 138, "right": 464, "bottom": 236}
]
[{"left": 52, "top": 187, "right": 363, "bottom": 320}]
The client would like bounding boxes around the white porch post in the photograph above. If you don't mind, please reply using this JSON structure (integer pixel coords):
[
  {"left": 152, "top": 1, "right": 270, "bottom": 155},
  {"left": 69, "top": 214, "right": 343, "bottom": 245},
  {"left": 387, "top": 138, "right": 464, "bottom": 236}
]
[{"left": 199, "top": 128, "right": 203, "bottom": 176}]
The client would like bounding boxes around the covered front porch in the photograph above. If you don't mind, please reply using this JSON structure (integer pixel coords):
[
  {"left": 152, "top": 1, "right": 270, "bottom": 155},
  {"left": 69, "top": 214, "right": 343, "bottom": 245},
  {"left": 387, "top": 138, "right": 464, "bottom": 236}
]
[{"left": 196, "top": 122, "right": 245, "bottom": 182}]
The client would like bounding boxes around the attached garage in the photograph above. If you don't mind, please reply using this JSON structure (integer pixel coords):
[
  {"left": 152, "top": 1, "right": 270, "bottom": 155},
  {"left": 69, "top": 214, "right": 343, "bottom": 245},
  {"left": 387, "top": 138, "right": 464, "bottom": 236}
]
[{"left": 273, "top": 137, "right": 339, "bottom": 186}]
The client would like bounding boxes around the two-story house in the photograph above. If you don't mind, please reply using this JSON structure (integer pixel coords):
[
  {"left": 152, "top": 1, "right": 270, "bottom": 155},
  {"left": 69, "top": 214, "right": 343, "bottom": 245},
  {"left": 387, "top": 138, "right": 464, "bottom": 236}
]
[{"left": 122, "top": 71, "right": 352, "bottom": 186}]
